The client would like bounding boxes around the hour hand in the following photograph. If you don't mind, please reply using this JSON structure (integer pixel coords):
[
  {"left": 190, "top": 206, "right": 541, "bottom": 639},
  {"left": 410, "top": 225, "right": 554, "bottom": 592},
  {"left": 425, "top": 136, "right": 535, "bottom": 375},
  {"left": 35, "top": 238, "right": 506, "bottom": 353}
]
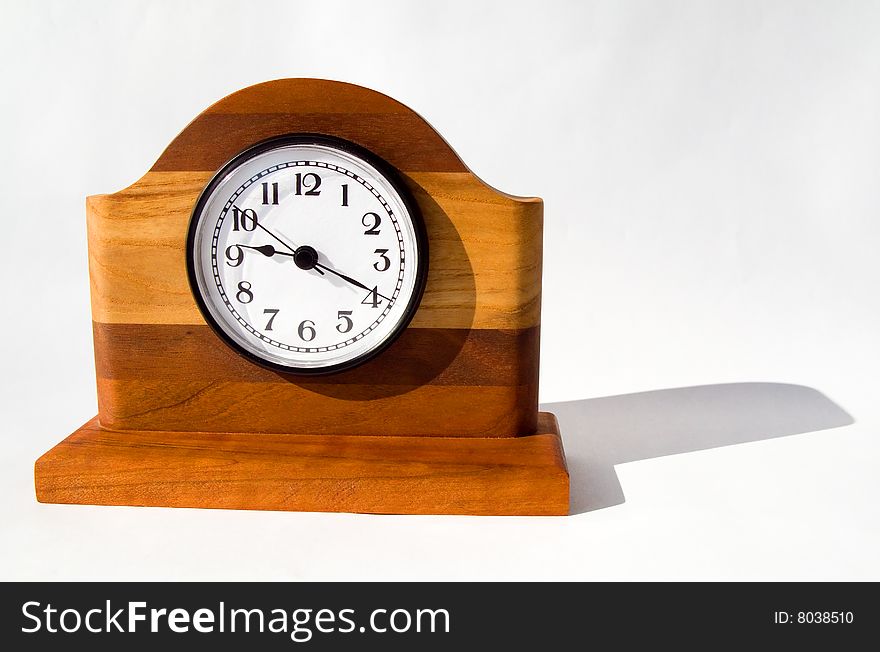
[
  {"left": 235, "top": 243, "right": 324, "bottom": 274},
  {"left": 237, "top": 244, "right": 293, "bottom": 258}
]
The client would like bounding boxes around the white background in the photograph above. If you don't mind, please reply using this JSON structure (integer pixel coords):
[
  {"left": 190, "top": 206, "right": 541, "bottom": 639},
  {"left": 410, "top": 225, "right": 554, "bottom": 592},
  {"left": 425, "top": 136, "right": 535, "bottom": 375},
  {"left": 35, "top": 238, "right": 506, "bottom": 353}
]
[{"left": 2, "top": 0, "right": 878, "bottom": 580}]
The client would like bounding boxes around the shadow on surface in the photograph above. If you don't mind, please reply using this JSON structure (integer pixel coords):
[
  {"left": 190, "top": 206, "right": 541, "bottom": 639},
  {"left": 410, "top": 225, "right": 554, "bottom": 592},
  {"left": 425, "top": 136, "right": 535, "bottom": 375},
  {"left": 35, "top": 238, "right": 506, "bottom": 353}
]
[{"left": 541, "top": 383, "right": 854, "bottom": 515}]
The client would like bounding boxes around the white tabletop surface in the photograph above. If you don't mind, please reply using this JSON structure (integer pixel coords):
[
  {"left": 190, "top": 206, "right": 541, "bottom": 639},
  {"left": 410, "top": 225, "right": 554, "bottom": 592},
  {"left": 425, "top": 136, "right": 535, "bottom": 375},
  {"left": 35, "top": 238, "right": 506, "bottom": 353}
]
[{"left": 2, "top": 0, "right": 878, "bottom": 580}]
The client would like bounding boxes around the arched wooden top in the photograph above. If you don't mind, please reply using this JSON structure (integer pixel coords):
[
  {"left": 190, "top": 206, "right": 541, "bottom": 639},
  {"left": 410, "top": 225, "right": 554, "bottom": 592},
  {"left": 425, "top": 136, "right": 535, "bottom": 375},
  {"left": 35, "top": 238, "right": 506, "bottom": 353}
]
[{"left": 151, "top": 78, "right": 469, "bottom": 174}]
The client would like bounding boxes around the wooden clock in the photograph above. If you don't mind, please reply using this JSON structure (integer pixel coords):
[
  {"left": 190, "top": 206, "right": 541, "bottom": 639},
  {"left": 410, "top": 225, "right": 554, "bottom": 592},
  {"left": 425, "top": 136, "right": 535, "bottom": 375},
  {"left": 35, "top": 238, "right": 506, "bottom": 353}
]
[{"left": 34, "top": 79, "right": 569, "bottom": 516}]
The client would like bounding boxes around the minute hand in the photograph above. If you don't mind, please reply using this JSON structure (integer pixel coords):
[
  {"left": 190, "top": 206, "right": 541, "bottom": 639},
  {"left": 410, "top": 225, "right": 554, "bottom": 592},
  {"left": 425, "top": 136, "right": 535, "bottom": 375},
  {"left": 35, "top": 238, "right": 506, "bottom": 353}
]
[{"left": 313, "top": 262, "right": 393, "bottom": 303}]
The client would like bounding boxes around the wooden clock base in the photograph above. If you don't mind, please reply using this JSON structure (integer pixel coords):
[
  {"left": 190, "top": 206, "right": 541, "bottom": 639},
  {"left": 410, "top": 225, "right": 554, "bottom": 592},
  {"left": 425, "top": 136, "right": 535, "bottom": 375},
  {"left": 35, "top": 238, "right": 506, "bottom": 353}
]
[{"left": 35, "top": 413, "right": 569, "bottom": 516}]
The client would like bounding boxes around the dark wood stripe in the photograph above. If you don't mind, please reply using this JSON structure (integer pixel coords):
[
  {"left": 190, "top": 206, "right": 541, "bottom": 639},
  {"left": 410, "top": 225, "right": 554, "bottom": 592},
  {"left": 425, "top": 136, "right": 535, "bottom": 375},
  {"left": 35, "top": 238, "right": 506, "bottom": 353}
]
[
  {"left": 96, "top": 378, "right": 537, "bottom": 437},
  {"left": 93, "top": 323, "right": 539, "bottom": 388},
  {"left": 151, "top": 113, "right": 467, "bottom": 173}
]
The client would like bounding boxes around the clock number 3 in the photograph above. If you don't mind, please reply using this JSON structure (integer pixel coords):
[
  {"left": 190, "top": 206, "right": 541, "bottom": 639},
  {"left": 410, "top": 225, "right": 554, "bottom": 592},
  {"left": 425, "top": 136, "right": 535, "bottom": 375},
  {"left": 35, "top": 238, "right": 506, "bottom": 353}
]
[{"left": 373, "top": 249, "right": 391, "bottom": 272}]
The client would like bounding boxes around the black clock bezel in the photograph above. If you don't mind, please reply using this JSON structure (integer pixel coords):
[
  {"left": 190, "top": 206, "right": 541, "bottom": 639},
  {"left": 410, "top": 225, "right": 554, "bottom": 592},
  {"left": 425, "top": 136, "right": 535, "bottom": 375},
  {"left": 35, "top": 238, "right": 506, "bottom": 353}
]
[{"left": 185, "top": 133, "right": 429, "bottom": 376}]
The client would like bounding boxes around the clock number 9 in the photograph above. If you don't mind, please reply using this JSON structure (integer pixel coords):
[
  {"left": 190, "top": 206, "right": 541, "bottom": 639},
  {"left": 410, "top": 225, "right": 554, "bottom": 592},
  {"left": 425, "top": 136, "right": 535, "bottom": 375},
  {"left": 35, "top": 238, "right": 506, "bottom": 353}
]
[
  {"left": 225, "top": 245, "right": 243, "bottom": 267},
  {"left": 298, "top": 319, "right": 316, "bottom": 342},
  {"left": 362, "top": 212, "right": 381, "bottom": 235},
  {"left": 236, "top": 281, "right": 253, "bottom": 304},
  {"left": 231, "top": 207, "right": 258, "bottom": 232}
]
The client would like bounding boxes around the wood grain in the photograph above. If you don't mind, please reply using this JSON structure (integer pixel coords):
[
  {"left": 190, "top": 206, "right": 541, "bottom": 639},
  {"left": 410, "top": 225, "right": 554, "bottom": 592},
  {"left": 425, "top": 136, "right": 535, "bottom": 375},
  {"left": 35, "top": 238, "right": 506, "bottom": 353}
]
[
  {"left": 94, "top": 323, "right": 539, "bottom": 387},
  {"left": 152, "top": 78, "right": 467, "bottom": 173},
  {"left": 153, "top": 113, "right": 467, "bottom": 174},
  {"left": 92, "top": 318, "right": 539, "bottom": 436},
  {"left": 35, "top": 413, "right": 569, "bottom": 516},
  {"left": 96, "top": 377, "right": 538, "bottom": 437}
]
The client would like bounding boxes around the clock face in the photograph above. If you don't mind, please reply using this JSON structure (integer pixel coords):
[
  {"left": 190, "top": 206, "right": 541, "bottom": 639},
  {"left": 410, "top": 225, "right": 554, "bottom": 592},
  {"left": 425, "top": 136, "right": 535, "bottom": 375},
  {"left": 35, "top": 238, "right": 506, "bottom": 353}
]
[{"left": 186, "top": 135, "right": 428, "bottom": 374}]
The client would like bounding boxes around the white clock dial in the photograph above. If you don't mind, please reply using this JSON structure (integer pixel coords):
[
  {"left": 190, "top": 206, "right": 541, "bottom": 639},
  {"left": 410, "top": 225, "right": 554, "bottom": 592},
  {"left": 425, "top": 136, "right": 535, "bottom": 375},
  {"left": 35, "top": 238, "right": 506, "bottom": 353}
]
[{"left": 186, "top": 136, "right": 427, "bottom": 373}]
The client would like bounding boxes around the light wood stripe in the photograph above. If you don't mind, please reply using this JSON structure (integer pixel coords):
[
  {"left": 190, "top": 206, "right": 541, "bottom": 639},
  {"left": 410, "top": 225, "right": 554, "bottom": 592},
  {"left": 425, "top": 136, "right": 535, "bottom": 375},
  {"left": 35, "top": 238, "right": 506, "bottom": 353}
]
[{"left": 87, "top": 171, "right": 543, "bottom": 329}]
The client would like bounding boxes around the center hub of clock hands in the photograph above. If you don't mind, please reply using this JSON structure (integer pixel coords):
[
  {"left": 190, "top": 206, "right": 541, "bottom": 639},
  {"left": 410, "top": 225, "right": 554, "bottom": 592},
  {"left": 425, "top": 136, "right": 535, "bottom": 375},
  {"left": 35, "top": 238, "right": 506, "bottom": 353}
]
[
  {"left": 234, "top": 217, "right": 394, "bottom": 304},
  {"left": 292, "top": 245, "right": 319, "bottom": 271}
]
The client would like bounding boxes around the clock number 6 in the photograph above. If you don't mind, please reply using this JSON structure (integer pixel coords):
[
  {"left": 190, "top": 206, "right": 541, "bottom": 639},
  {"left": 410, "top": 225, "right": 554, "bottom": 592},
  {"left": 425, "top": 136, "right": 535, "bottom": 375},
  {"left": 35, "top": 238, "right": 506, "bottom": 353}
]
[
  {"left": 336, "top": 310, "right": 354, "bottom": 334},
  {"left": 298, "top": 319, "right": 316, "bottom": 342}
]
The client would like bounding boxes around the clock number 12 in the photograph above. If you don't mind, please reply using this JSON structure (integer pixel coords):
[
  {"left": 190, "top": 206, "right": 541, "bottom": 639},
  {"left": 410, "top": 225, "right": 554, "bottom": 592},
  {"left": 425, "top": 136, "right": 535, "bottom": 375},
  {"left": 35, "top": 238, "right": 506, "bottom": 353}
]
[{"left": 294, "top": 173, "right": 322, "bottom": 196}]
